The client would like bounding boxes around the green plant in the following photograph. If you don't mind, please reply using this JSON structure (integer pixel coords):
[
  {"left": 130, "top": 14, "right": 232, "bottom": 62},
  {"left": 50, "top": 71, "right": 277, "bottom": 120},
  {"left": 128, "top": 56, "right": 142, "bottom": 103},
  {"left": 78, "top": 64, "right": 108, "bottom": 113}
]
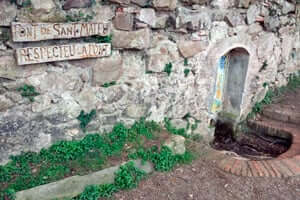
[
  {"left": 184, "top": 68, "right": 190, "bottom": 77},
  {"left": 0, "top": 188, "right": 15, "bottom": 200},
  {"left": 191, "top": 123, "right": 198, "bottom": 131},
  {"left": 114, "top": 161, "right": 146, "bottom": 190},
  {"left": 98, "top": 184, "right": 118, "bottom": 198},
  {"left": 72, "top": 162, "right": 146, "bottom": 200},
  {"left": 129, "top": 146, "right": 194, "bottom": 172},
  {"left": 286, "top": 71, "right": 300, "bottom": 90},
  {"left": 17, "top": 84, "right": 40, "bottom": 102},
  {"left": 164, "top": 118, "right": 189, "bottom": 138},
  {"left": 164, "top": 63, "right": 173, "bottom": 76},
  {"left": 182, "top": 113, "right": 191, "bottom": 120},
  {"left": 78, "top": 185, "right": 100, "bottom": 200},
  {"left": 101, "top": 81, "right": 116, "bottom": 88},
  {"left": 0, "top": 117, "right": 196, "bottom": 199},
  {"left": 184, "top": 58, "right": 188, "bottom": 66},
  {"left": 84, "top": 35, "right": 112, "bottom": 44},
  {"left": 0, "top": 118, "right": 162, "bottom": 197},
  {"left": 129, "top": 117, "right": 160, "bottom": 141},
  {"left": 146, "top": 70, "right": 154, "bottom": 74},
  {"left": 77, "top": 110, "right": 96, "bottom": 132}
]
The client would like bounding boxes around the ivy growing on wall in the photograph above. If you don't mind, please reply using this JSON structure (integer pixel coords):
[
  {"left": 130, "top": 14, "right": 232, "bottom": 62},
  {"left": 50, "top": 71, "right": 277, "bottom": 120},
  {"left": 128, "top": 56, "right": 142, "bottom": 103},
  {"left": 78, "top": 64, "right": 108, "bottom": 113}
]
[
  {"left": 101, "top": 81, "right": 116, "bottom": 88},
  {"left": 164, "top": 62, "right": 173, "bottom": 76},
  {"left": 77, "top": 109, "right": 97, "bottom": 132},
  {"left": 84, "top": 35, "right": 112, "bottom": 44},
  {"left": 184, "top": 68, "right": 190, "bottom": 77}
]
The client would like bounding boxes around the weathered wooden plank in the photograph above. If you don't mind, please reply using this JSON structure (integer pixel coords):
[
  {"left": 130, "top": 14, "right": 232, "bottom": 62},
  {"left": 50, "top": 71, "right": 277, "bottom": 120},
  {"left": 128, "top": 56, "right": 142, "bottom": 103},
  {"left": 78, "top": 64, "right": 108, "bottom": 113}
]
[
  {"left": 11, "top": 22, "right": 111, "bottom": 42},
  {"left": 16, "top": 43, "right": 111, "bottom": 65}
]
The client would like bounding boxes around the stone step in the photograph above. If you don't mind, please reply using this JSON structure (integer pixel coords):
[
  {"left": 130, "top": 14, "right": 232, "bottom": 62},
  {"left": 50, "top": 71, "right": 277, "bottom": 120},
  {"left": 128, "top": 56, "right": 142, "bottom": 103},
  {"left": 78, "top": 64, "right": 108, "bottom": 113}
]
[
  {"left": 262, "top": 105, "right": 300, "bottom": 125},
  {"left": 247, "top": 118, "right": 292, "bottom": 140}
]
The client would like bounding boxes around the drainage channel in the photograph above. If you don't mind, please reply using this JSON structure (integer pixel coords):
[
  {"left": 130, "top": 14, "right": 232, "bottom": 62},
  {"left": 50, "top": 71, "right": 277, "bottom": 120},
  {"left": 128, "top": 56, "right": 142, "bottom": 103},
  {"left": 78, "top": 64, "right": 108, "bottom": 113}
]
[{"left": 210, "top": 120, "right": 292, "bottom": 161}]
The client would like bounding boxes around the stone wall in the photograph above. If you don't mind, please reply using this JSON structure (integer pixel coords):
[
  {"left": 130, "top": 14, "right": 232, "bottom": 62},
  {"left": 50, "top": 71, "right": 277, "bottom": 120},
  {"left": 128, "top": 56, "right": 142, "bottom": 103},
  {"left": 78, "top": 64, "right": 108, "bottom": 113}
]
[{"left": 0, "top": 0, "right": 299, "bottom": 164}]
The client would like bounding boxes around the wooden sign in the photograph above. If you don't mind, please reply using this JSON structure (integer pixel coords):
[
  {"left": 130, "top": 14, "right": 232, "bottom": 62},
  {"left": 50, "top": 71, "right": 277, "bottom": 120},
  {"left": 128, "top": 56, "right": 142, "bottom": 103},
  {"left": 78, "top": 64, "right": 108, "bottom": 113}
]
[
  {"left": 16, "top": 43, "right": 111, "bottom": 65},
  {"left": 11, "top": 22, "right": 111, "bottom": 42}
]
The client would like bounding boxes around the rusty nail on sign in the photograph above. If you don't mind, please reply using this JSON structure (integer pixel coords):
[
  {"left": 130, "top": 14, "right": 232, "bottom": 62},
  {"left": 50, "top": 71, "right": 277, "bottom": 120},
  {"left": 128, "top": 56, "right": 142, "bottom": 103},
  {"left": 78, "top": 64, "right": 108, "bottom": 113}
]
[
  {"left": 16, "top": 43, "right": 111, "bottom": 65},
  {"left": 11, "top": 22, "right": 111, "bottom": 42}
]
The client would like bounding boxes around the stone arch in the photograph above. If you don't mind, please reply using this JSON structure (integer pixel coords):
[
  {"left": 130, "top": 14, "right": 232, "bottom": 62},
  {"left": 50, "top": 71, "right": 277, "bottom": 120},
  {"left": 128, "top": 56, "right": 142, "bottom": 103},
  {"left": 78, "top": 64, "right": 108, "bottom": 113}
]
[{"left": 206, "top": 35, "right": 259, "bottom": 120}]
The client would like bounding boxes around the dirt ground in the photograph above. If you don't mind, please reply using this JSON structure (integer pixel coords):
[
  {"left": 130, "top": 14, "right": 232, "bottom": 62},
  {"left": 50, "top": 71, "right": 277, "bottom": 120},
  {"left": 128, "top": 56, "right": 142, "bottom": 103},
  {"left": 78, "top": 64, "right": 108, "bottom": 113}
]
[
  {"left": 113, "top": 144, "right": 300, "bottom": 200},
  {"left": 111, "top": 88, "right": 300, "bottom": 200}
]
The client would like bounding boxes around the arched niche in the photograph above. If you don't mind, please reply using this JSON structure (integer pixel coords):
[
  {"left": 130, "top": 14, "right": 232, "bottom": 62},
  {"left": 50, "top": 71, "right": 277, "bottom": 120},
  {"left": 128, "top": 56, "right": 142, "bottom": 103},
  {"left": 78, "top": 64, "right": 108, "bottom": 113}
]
[
  {"left": 211, "top": 48, "right": 250, "bottom": 118},
  {"left": 206, "top": 35, "right": 259, "bottom": 121},
  {"left": 223, "top": 48, "right": 249, "bottom": 116}
]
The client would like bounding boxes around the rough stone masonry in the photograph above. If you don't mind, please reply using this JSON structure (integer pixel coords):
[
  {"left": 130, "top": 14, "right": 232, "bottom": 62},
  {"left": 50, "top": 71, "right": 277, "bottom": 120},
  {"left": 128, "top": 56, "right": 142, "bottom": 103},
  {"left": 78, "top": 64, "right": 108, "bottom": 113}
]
[{"left": 0, "top": 0, "right": 299, "bottom": 164}]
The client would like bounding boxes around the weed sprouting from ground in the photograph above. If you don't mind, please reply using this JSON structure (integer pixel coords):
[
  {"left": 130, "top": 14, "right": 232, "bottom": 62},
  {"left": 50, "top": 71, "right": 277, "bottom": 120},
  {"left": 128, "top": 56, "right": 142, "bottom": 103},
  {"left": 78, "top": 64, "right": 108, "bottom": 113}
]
[
  {"left": 164, "top": 118, "right": 189, "bottom": 138},
  {"left": 98, "top": 184, "right": 118, "bottom": 198},
  {"left": 71, "top": 149, "right": 194, "bottom": 200},
  {"left": 128, "top": 146, "right": 194, "bottom": 172},
  {"left": 73, "top": 161, "right": 145, "bottom": 200},
  {"left": 0, "top": 116, "right": 196, "bottom": 200},
  {"left": 77, "top": 185, "right": 101, "bottom": 200},
  {"left": 114, "top": 161, "right": 146, "bottom": 190},
  {"left": 0, "top": 118, "right": 162, "bottom": 199}
]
